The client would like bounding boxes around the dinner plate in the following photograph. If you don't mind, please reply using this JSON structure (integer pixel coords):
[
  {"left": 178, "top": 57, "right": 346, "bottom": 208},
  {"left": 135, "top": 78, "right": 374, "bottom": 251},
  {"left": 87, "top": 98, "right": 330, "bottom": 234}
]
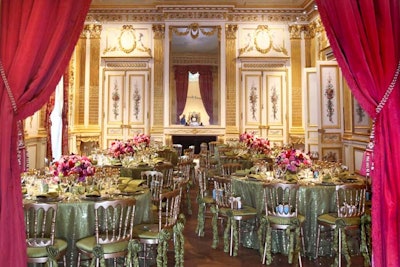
[
  {"left": 342, "top": 178, "right": 359, "bottom": 183},
  {"left": 35, "top": 196, "right": 63, "bottom": 202},
  {"left": 118, "top": 190, "right": 144, "bottom": 196},
  {"left": 82, "top": 195, "right": 109, "bottom": 201}
]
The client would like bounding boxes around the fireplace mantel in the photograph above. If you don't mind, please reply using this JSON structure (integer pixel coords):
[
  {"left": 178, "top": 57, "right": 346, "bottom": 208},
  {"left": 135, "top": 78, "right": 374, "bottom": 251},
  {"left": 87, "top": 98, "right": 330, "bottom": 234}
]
[{"left": 164, "top": 126, "right": 225, "bottom": 136}]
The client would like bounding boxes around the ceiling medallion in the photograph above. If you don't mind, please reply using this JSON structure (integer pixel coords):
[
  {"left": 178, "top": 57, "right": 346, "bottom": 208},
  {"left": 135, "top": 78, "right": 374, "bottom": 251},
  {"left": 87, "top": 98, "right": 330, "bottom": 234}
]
[
  {"left": 118, "top": 25, "right": 137, "bottom": 53},
  {"left": 254, "top": 25, "right": 273, "bottom": 54}
]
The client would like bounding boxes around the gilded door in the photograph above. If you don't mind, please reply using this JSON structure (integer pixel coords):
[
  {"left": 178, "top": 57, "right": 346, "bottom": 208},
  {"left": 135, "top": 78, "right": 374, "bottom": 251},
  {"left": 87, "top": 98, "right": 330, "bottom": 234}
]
[{"left": 103, "top": 70, "right": 150, "bottom": 147}]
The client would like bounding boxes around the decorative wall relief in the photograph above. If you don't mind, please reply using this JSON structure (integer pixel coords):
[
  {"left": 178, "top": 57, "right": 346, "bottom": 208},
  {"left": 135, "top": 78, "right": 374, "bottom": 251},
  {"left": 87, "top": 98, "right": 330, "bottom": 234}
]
[
  {"left": 266, "top": 74, "right": 283, "bottom": 125},
  {"left": 249, "top": 84, "right": 258, "bottom": 120},
  {"left": 112, "top": 80, "right": 120, "bottom": 119},
  {"left": 353, "top": 96, "right": 371, "bottom": 135},
  {"left": 322, "top": 147, "right": 342, "bottom": 162},
  {"left": 132, "top": 83, "right": 141, "bottom": 120},
  {"left": 108, "top": 75, "right": 123, "bottom": 122},
  {"left": 270, "top": 85, "right": 278, "bottom": 120},
  {"left": 102, "top": 25, "right": 152, "bottom": 57},
  {"left": 244, "top": 74, "right": 261, "bottom": 124},
  {"left": 238, "top": 25, "right": 288, "bottom": 57},
  {"left": 320, "top": 65, "right": 340, "bottom": 128},
  {"left": 324, "top": 75, "right": 335, "bottom": 122},
  {"left": 128, "top": 74, "right": 145, "bottom": 124}
]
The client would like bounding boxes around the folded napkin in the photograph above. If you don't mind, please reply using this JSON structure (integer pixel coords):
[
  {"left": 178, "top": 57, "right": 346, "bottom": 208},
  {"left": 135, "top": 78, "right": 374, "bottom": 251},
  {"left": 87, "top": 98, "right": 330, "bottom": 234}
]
[{"left": 233, "top": 169, "right": 250, "bottom": 176}]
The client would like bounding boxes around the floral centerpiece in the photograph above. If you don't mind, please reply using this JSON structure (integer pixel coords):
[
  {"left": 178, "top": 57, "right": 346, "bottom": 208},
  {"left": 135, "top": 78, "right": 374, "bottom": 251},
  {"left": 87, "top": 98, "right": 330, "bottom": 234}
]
[
  {"left": 51, "top": 154, "right": 95, "bottom": 182},
  {"left": 108, "top": 140, "right": 134, "bottom": 158},
  {"left": 275, "top": 148, "right": 312, "bottom": 173},
  {"left": 239, "top": 131, "right": 271, "bottom": 156},
  {"left": 132, "top": 133, "right": 151, "bottom": 150}
]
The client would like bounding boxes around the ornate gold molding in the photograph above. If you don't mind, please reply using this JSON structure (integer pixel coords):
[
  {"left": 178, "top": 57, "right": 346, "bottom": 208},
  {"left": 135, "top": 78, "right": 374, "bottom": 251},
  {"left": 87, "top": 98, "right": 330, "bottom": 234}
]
[
  {"left": 288, "top": 24, "right": 305, "bottom": 39},
  {"left": 87, "top": 6, "right": 310, "bottom": 24},
  {"left": 104, "top": 61, "right": 149, "bottom": 69},
  {"left": 83, "top": 24, "right": 102, "bottom": 39},
  {"left": 102, "top": 25, "right": 151, "bottom": 56},
  {"left": 238, "top": 25, "right": 288, "bottom": 56},
  {"left": 171, "top": 23, "right": 219, "bottom": 39},
  {"left": 225, "top": 24, "right": 238, "bottom": 39},
  {"left": 152, "top": 24, "right": 165, "bottom": 39}
]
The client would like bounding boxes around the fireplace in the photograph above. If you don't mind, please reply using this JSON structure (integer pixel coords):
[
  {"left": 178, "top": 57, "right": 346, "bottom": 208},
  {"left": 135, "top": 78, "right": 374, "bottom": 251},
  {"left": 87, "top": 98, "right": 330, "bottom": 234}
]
[{"left": 172, "top": 135, "right": 217, "bottom": 154}]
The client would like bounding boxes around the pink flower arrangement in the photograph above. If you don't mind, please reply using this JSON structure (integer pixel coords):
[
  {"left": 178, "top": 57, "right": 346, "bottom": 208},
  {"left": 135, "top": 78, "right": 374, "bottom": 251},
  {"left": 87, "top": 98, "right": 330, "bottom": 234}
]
[
  {"left": 51, "top": 154, "right": 95, "bottom": 182},
  {"left": 275, "top": 148, "right": 312, "bottom": 173},
  {"left": 239, "top": 131, "right": 271, "bottom": 155},
  {"left": 109, "top": 140, "right": 134, "bottom": 158},
  {"left": 239, "top": 131, "right": 255, "bottom": 147},
  {"left": 250, "top": 137, "right": 271, "bottom": 155},
  {"left": 132, "top": 133, "right": 151, "bottom": 149}
]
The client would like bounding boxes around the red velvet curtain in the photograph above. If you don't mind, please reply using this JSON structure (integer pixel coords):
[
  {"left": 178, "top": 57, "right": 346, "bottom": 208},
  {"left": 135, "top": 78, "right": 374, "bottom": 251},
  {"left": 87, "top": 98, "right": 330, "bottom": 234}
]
[
  {"left": 45, "top": 91, "right": 56, "bottom": 162},
  {"left": 0, "top": 1, "right": 91, "bottom": 266},
  {"left": 316, "top": 1, "right": 400, "bottom": 266},
  {"left": 174, "top": 65, "right": 214, "bottom": 124},
  {"left": 174, "top": 65, "right": 190, "bottom": 123},
  {"left": 198, "top": 66, "right": 214, "bottom": 124}
]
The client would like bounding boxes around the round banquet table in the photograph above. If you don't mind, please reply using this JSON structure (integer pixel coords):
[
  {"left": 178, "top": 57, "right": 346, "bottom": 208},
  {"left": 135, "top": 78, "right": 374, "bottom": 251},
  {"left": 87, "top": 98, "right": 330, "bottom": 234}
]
[
  {"left": 231, "top": 177, "right": 363, "bottom": 258},
  {"left": 24, "top": 190, "right": 153, "bottom": 267}
]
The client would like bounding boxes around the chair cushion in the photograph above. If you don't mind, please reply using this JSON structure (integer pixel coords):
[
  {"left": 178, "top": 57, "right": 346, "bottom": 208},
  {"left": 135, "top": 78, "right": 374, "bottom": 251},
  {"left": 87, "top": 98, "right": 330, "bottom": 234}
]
[
  {"left": 201, "top": 196, "right": 215, "bottom": 204},
  {"left": 219, "top": 205, "right": 257, "bottom": 217},
  {"left": 318, "top": 213, "right": 361, "bottom": 226},
  {"left": 75, "top": 236, "right": 129, "bottom": 254},
  {"left": 133, "top": 223, "right": 160, "bottom": 239},
  {"left": 27, "top": 239, "right": 68, "bottom": 258},
  {"left": 267, "top": 214, "right": 305, "bottom": 225}
]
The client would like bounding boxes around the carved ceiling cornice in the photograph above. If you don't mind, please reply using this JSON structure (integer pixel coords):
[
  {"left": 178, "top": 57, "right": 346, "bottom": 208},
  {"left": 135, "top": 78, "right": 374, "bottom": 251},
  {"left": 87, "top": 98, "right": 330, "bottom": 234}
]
[{"left": 87, "top": 5, "right": 315, "bottom": 24}]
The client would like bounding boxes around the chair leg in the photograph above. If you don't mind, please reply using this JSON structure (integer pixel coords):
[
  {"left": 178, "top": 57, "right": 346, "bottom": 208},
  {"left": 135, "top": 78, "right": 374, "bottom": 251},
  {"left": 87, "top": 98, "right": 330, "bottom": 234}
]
[
  {"left": 338, "top": 229, "right": 342, "bottom": 267},
  {"left": 262, "top": 240, "right": 267, "bottom": 264},
  {"left": 298, "top": 251, "right": 303, "bottom": 267},
  {"left": 300, "top": 226, "right": 305, "bottom": 254},
  {"left": 230, "top": 220, "right": 234, "bottom": 256},
  {"left": 315, "top": 225, "right": 321, "bottom": 259}
]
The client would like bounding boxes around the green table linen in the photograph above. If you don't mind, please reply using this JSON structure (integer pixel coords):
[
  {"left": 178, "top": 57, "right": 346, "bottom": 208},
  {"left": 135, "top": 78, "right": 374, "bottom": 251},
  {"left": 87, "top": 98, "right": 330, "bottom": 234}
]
[
  {"left": 53, "top": 190, "right": 153, "bottom": 266},
  {"left": 232, "top": 178, "right": 337, "bottom": 258}
]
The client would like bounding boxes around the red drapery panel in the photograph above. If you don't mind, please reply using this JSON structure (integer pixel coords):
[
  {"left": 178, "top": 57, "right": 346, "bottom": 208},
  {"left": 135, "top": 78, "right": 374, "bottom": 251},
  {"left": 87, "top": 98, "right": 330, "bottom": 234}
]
[
  {"left": 174, "top": 65, "right": 214, "bottom": 124},
  {"left": 45, "top": 91, "right": 56, "bottom": 161},
  {"left": 198, "top": 66, "right": 214, "bottom": 124},
  {"left": 0, "top": 1, "right": 91, "bottom": 266},
  {"left": 316, "top": 1, "right": 400, "bottom": 266},
  {"left": 174, "top": 66, "right": 190, "bottom": 123}
]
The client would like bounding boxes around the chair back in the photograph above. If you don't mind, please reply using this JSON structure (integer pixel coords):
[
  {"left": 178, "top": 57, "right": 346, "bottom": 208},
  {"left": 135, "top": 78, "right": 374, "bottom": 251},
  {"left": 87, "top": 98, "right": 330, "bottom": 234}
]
[
  {"left": 24, "top": 202, "right": 57, "bottom": 247},
  {"left": 94, "top": 198, "right": 136, "bottom": 245},
  {"left": 183, "top": 146, "right": 195, "bottom": 160},
  {"left": 200, "top": 142, "right": 208, "bottom": 154},
  {"left": 213, "top": 176, "right": 233, "bottom": 209},
  {"left": 221, "top": 163, "right": 242, "bottom": 177},
  {"left": 156, "top": 148, "right": 177, "bottom": 165},
  {"left": 157, "top": 187, "right": 182, "bottom": 231},
  {"left": 172, "top": 144, "right": 183, "bottom": 156},
  {"left": 263, "top": 183, "right": 300, "bottom": 218},
  {"left": 208, "top": 141, "right": 221, "bottom": 156},
  {"left": 154, "top": 162, "right": 174, "bottom": 189},
  {"left": 141, "top": 170, "right": 164, "bottom": 202},
  {"left": 198, "top": 167, "right": 213, "bottom": 198},
  {"left": 335, "top": 184, "right": 366, "bottom": 218},
  {"left": 177, "top": 160, "right": 192, "bottom": 181}
]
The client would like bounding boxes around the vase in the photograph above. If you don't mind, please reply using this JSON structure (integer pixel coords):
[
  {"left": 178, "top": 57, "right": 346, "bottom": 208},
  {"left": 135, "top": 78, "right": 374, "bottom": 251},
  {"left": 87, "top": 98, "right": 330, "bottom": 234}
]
[{"left": 273, "top": 165, "right": 287, "bottom": 179}]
